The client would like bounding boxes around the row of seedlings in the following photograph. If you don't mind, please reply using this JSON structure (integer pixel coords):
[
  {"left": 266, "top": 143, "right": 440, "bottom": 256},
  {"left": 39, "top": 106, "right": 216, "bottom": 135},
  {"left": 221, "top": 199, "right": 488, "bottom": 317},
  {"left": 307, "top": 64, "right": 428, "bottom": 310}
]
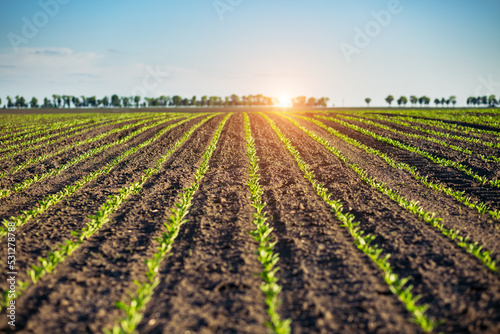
[
  {"left": 105, "top": 113, "right": 231, "bottom": 334},
  {"left": 294, "top": 116, "right": 499, "bottom": 221},
  {"left": 0, "top": 113, "right": 95, "bottom": 134},
  {"left": 259, "top": 113, "right": 439, "bottom": 332},
  {"left": 0, "top": 114, "right": 163, "bottom": 162},
  {"left": 316, "top": 115, "right": 500, "bottom": 188},
  {"left": 282, "top": 114, "right": 498, "bottom": 273},
  {"left": 0, "top": 115, "right": 204, "bottom": 242},
  {"left": 345, "top": 114, "right": 500, "bottom": 162},
  {"left": 0, "top": 122, "right": 99, "bottom": 154},
  {"left": 0, "top": 115, "right": 185, "bottom": 198},
  {"left": 0, "top": 115, "right": 110, "bottom": 146},
  {"left": 243, "top": 113, "right": 291, "bottom": 334},
  {"left": 0, "top": 114, "right": 174, "bottom": 178},
  {"left": 384, "top": 114, "right": 500, "bottom": 139},
  {"left": 0, "top": 113, "right": 216, "bottom": 310}
]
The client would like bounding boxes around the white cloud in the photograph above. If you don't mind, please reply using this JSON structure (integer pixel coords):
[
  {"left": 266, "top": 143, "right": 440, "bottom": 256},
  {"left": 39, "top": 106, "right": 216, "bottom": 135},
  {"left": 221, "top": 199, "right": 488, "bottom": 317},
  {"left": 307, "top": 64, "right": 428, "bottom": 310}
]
[{"left": 0, "top": 47, "right": 197, "bottom": 98}]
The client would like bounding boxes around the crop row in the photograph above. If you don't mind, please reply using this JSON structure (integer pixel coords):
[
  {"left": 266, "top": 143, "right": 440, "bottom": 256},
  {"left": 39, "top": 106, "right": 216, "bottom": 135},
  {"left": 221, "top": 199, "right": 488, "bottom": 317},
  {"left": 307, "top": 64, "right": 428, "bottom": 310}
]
[
  {"left": 0, "top": 113, "right": 160, "bottom": 153},
  {"left": 297, "top": 116, "right": 499, "bottom": 220},
  {"left": 0, "top": 114, "right": 171, "bottom": 178},
  {"left": 243, "top": 112, "right": 291, "bottom": 334},
  {"left": 0, "top": 114, "right": 97, "bottom": 133},
  {"left": 0, "top": 115, "right": 181, "bottom": 198},
  {"left": 286, "top": 114, "right": 497, "bottom": 272},
  {"left": 0, "top": 115, "right": 202, "bottom": 242},
  {"left": 0, "top": 117, "right": 104, "bottom": 146},
  {"left": 0, "top": 114, "right": 211, "bottom": 310},
  {"left": 106, "top": 113, "right": 230, "bottom": 334},
  {"left": 0, "top": 114, "right": 159, "bottom": 162},
  {"left": 375, "top": 109, "right": 500, "bottom": 128},
  {"left": 260, "top": 113, "right": 438, "bottom": 332},
  {"left": 317, "top": 116, "right": 500, "bottom": 188},
  {"left": 356, "top": 114, "right": 500, "bottom": 153},
  {"left": 378, "top": 115, "right": 500, "bottom": 139},
  {"left": 0, "top": 122, "right": 99, "bottom": 154}
]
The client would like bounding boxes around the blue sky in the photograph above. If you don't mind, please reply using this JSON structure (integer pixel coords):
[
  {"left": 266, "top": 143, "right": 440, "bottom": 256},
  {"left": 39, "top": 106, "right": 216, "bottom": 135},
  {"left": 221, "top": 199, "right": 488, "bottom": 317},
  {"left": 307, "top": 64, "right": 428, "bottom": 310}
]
[{"left": 1, "top": 0, "right": 499, "bottom": 107}]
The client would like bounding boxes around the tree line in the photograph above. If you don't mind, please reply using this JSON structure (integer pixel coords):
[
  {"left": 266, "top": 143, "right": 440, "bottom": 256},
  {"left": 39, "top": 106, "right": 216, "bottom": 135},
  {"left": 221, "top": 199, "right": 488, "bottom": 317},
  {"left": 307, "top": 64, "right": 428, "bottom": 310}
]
[
  {"left": 366, "top": 95, "right": 499, "bottom": 107},
  {"left": 0, "top": 94, "right": 330, "bottom": 109}
]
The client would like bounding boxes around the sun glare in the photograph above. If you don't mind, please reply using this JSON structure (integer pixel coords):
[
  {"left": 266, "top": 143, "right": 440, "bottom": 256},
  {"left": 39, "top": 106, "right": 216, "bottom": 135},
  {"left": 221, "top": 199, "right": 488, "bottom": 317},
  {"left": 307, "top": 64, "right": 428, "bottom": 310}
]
[{"left": 276, "top": 95, "right": 292, "bottom": 108}]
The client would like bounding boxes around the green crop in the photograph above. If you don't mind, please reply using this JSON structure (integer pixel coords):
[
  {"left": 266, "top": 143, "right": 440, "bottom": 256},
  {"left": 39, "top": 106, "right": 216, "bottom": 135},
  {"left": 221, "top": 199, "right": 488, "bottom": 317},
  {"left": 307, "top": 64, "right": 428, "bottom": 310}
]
[
  {"left": 0, "top": 114, "right": 216, "bottom": 312},
  {"left": 261, "top": 113, "right": 439, "bottom": 332},
  {"left": 244, "top": 113, "right": 291, "bottom": 334},
  {"left": 316, "top": 115, "right": 499, "bottom": 189},
  {"left": 105, "top": 113, "right": 231, "bottom": 334}
]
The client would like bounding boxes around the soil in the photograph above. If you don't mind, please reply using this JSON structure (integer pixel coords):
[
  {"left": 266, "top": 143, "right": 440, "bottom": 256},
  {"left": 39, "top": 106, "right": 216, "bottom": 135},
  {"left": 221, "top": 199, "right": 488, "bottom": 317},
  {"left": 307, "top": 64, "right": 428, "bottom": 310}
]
[{"left": 0, "top": 110, "right": 499, "bottom": 333}]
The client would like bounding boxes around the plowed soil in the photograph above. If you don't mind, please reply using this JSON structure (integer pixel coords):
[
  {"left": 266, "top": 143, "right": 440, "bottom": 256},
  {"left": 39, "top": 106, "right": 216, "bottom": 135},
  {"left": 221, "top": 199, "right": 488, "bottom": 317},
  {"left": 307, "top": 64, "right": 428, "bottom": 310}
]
[{"left": 0, "top": 110, "right": 499, "bottom": 333}]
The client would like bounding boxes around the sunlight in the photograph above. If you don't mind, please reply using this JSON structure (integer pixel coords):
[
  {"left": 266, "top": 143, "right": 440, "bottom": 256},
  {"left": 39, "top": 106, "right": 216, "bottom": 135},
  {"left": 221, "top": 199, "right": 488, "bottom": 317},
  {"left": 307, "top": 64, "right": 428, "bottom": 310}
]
[{"left": 276, "top": 95, "right": 292, "bottom": 108}]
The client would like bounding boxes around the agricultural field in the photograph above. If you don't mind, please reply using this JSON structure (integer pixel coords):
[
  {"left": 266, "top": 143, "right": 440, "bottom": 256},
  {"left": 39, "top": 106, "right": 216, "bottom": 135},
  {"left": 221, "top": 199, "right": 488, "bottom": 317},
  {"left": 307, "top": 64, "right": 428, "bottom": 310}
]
[{"left": 0, "top": 109, "right": 499, "bottom": 333}]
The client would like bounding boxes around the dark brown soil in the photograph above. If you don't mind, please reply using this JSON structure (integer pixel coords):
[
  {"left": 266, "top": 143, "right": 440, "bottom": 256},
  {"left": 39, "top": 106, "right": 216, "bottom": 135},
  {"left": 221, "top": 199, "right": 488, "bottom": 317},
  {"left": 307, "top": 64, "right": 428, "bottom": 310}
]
[{"left": 0, "top": 111, "right": 499, "bottom": 333}]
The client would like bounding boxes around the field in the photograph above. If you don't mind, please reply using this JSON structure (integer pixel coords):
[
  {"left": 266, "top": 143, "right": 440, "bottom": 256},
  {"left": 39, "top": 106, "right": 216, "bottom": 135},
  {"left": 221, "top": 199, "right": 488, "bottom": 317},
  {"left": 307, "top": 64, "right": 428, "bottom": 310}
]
[{"left": 0, "top": 109, "right": 499, "bottom": 333}]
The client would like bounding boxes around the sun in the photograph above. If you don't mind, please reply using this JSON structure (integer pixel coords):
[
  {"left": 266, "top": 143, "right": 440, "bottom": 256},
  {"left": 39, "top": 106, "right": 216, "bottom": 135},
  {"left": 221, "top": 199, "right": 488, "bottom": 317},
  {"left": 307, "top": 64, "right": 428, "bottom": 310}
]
[{"left": 276, "top": 95, "right": 292, "bottom": 108}]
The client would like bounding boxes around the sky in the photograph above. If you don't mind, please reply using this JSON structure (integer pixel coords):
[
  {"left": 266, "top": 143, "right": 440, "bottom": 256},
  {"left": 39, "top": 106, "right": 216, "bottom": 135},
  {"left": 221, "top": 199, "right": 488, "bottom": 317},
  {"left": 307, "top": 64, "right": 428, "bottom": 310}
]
[{"left": 0, "top": 0, "right": 499, "bottom": 107}]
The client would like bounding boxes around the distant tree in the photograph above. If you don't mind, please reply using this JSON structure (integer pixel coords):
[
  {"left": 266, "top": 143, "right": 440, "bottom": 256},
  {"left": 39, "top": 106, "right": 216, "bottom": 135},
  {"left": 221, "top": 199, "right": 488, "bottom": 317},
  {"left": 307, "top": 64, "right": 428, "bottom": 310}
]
[
  {"left": 434, "top": 98, "right": 440, "bottom": 107},
  {"left": 440, "top": 97, "right": 446, "bottom": 106},
  {"left": 52, "top": 94, "right": 59, "bottom": 108},
  {"left": 158, "top": 95, "right": 169, "bottom": 106},
  {"left": 15, "top": 95, "right": 25, "bottom": 108},
  {"left": 418, "top": 96, "right": 425, "bottom": 107},
  {"left": 292, "top": 96, "right": 307, "bottom": 107},
  {"left": 6, "top": 96, "right": 13, "bottom": 108},
  {"left": 450, "top": 96, "right": 457, "bottom": 107},
  {"left": 111, "top": 94, "right": 120, "bottom": 107},
  {"left": 489, "top": 95, "right": 497, "bottom": 107},
  {"left": 481, "top": 96, "right": 487, "bottom": 106},
  {"left": 410, "top": 95, "right": 418, "bottom": 106},
  {"left": 365, "top": 98, "right": 371, "bottom": 107},
  {"left": 30, "top": 97, "right": 38, "bottom": 108},
  {"left": 397, "top": 96, "right": 407, "bottom": 107},
  {"left": 134, "top": 96, "right": 141, "bottom": 108},
  {"left": 229, "top": 94, "right": 240, "bottom": 106},
  {"left": 318, "top": 97, "right": 330, "bottom": 107},
  {"left": 102, "top": 96, "right": 109, "bottom": 108},
  {"left": 122, "top": 97, "right": 130, "bottom": 107},
  {"left": 87, "top": 96, "right": 97, "bottom": 107},
  {"left": 172, "top": 95, "right": 182, "bottom": 106},
  {"left": 43, "top": 97, "right": 50, "bottom": 108},
  {"left": 307, "top": 97, "right": 317, "bottom": 107},
  {"left": 80, "top": 96, "right": 86, "bottom": 107},
  {"left": 385, "top": 95, "right": 394, "bottom": 107},
  {"left": 62, "top": 95, "right": 71, "bottom": 108},
  {"left": 191, "top": 96, "right": 197, "bottom": 106},
  {"left": 0, "top": 97, "right": 2, "bottom": 108},
  {"left": 201, "top": 96, "right": 208, "bottom": 107},
  {"left": 424, "top": 97, "right": 430, "bottom": 107}
]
